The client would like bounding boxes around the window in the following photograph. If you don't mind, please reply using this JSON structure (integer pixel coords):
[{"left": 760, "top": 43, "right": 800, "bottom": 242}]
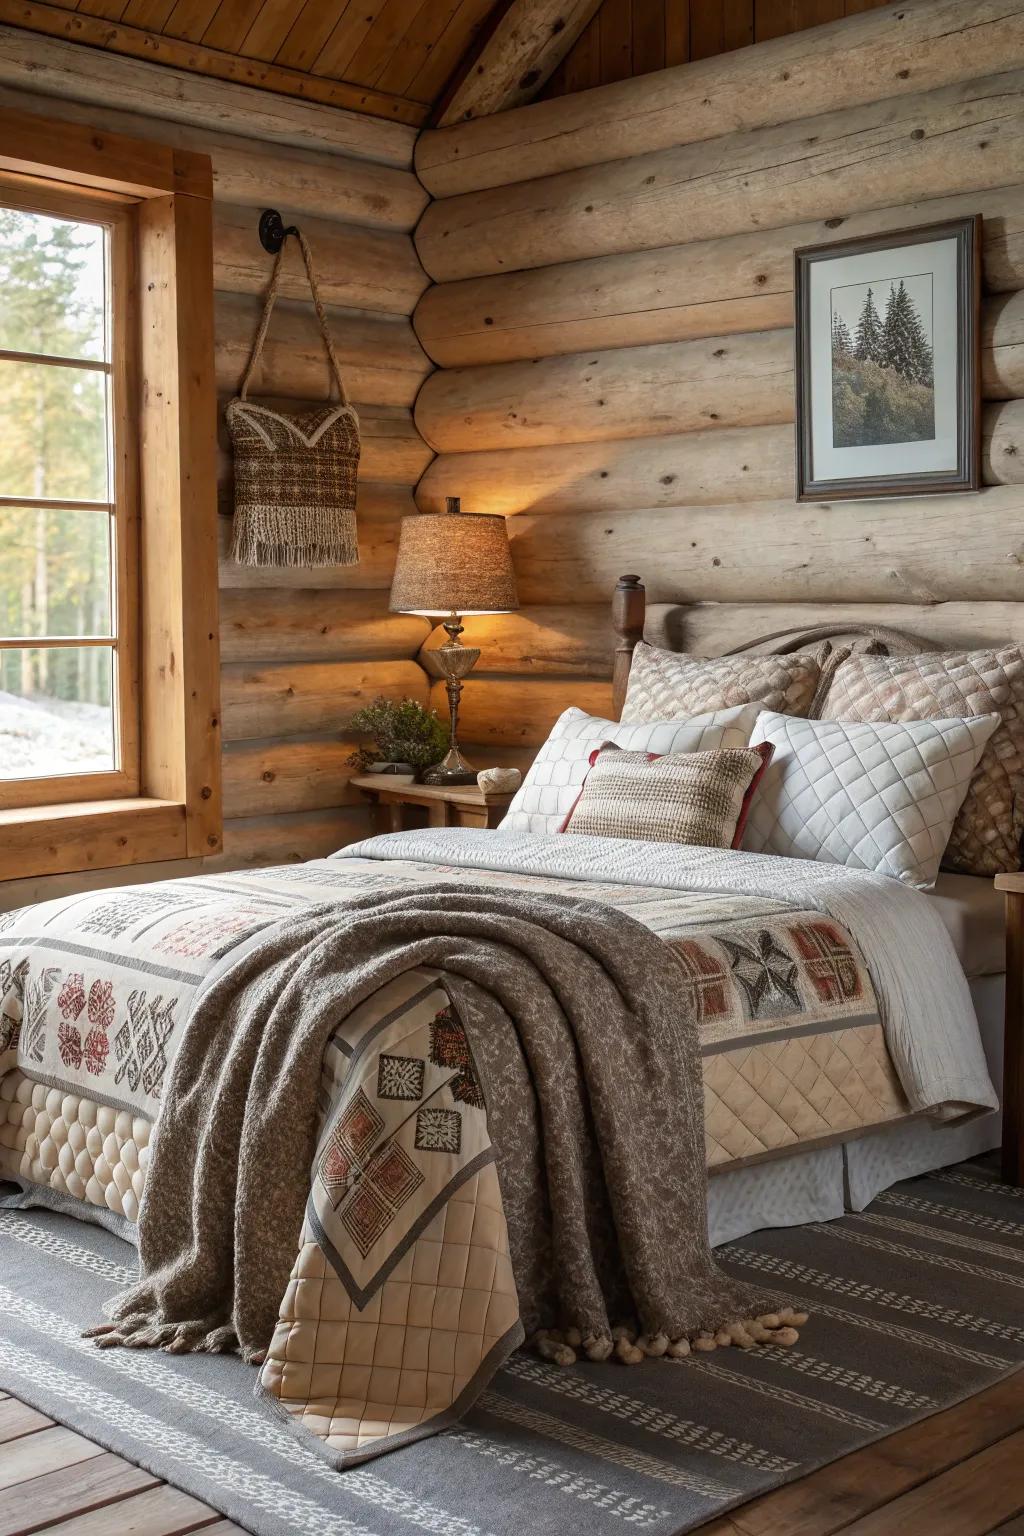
[
  {"left": 0, "top": 106, "right": 222, "bottom": 881},
  {"left": 0, "top": 180, "right": 138, "bottom": 809}
]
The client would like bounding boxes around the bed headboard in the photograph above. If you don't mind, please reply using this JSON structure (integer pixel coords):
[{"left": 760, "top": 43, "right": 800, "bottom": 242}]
[{"left": 610, "top": 574, "right": 1024, "bottom": 718}]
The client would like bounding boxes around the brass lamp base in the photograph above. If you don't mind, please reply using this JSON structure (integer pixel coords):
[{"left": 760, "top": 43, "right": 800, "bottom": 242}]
[{"left": 425, "top": 612, "right": 480, "bottom": 787}]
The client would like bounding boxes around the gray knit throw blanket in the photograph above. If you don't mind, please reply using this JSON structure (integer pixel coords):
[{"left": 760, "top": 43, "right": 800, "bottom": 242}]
[{"left": 94, "top": 884, "right": 782, "bottom": 1359}]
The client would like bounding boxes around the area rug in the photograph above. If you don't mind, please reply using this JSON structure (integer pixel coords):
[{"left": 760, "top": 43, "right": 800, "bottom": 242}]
[{"left": 2, "top": 1159, "right": 1022, "bottom": 1536}]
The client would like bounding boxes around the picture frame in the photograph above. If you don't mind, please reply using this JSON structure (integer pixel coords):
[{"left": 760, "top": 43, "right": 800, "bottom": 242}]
[{"left": 794, "top": 216, "right": 981, "bottom": 502}]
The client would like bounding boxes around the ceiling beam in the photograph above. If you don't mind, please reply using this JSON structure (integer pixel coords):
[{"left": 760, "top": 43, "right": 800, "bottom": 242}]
[
  {"left": 0, "top": 0, "right": 426, "bottom": 134},
  {"left": 435, "top": 0, "right": 603, "bottom": 127}
]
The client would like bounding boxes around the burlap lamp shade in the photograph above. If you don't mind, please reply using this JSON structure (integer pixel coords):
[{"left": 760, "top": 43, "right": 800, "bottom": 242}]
[
  {"left": 389, "top": 501, "right": 518, "bottom": 617},
  {"left": 389, "top": 498, "right": 518, "bottom": 785}
]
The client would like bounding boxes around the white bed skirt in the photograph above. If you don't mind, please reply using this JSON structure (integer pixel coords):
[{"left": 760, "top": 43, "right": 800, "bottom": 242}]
[{"left": 708, "top": 973, "right": 1004, "bottom": 1246}]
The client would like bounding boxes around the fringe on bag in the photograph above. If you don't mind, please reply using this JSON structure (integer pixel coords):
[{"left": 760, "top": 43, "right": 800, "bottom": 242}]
[{"left": 226, "top": 230, "right": 360, "bottom": 568}]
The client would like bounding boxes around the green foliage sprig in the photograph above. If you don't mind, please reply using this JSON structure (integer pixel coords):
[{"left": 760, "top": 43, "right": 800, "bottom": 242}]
[{"left": 347, "top": 696, "right": 449, "bottom": 772}]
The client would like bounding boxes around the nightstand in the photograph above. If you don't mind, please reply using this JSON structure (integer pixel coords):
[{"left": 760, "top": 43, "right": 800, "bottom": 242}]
[
  {"left": 351, "top": 776, "right": 514, "bottom": 834},
  {"left": 994, "top": 872, "right": 1024, "bottom": 1185}
]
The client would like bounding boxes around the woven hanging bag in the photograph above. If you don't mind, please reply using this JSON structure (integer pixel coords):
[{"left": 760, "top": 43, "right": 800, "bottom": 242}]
[{"left": 227, "top": 229, "right": 361, "bottom": 567}]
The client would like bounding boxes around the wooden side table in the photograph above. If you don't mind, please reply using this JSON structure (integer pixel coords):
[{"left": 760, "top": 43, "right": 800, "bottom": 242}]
[
  {"left": 350, "top": 776, "right": 514, "bottom": 835},
  {"left": 994, "top": 872, "right": 1024, "bottom": 1184}
]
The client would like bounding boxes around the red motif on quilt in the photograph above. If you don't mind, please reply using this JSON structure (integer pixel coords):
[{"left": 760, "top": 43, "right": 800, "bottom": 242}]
[
  {"left": 788, "top": 922, "right": 864, "bottom": 1005},
  {"left": 671, "top": 939, "right": 731, "bottom": 1024},
  {"left": 428, "top": 1005, "right": 484, "bottom": 1109},
  {"left": 57, "top": 975, "right": 86, "bottom": 1022},
  {"left": 55, "top": 974, "right": 114, "bottom": 1076}
]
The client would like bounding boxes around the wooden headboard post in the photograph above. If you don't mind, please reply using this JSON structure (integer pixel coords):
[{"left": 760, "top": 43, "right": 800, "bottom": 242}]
[{"left": 612, "top": 574, "right": 645, "bottom": 718}]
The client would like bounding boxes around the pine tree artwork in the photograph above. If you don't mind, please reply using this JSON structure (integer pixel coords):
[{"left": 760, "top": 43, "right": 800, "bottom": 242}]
[{"left": 830, "top": 272, "right": 935, "bottom": 448}]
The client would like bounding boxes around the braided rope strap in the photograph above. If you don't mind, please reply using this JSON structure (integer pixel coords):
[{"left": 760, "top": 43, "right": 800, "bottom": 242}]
[{"left": 226, "top": 229, "right": 361, "bottom": 568}]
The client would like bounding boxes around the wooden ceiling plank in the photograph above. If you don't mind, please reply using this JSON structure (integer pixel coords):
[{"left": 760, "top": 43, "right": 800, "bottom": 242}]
[
  {"left": 403, "top": 0, "right": 494, "bottom": 105},
  {"left": 312, "top": 0, "right": 388, "bottom": 79},
  {"left": 725, "top": 0, "right": 754, "bottom": 48},
  {"left": 664, "top": 0, "right": 688, "bottom": 64},
  {"left": 121, "top": 0, "right": 177, "bottom": 29},
  {"left": 238, "top": 0, "right": 307, "bottom": 59},
  {"left": 755, "top": 0, "right": 842, "bottom": 40},
  {"left": 563, "top": 10, "right": 600, "bottom": 88},
  {"left": 599, "top": 0, "right": 632, "bottom": 83},
  {"left": 436, "top": 0, "right": 605, "bottom": 124},
  {"left": 163, "top": 0, "right": 221, "bottom": 41},
  {"left": 632, "top": 0, "right": 666, "bottom": 76},
  {"left": 374, "top": 0, "right": 460, "bottom": 96},
  {"left": 75, "top": 0, "right": 131, "bottom": 16},
  {"left": 274, "top": 0, "right": 348, "bottom": 71},
  {"left": 0, "top": 0, "right": 427, "bottom": 127},
  {"left": 200, "top": 0, "right": 263, "bottom": 50},
  {"left": 345, "top": 0, "right": 430, "bottom": 88}
]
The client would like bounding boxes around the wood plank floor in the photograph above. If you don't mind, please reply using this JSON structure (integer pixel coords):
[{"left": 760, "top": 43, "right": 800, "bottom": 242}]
[{"left": 3, "top": 1372, "right": 1024, "bottom": 1535}]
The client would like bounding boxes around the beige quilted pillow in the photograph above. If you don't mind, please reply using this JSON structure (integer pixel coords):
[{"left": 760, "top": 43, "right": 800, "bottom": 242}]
[
  {"left": 623, "top": 641, "right": 822, "bottom": 721},
  {"left": 821, "top": 648, "right": 1024, "bottom": 876}
]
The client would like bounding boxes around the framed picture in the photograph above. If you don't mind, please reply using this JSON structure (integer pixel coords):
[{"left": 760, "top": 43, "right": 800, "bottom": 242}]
[{"left": 794, "top": 216, "right": 981, "bottom": 501}]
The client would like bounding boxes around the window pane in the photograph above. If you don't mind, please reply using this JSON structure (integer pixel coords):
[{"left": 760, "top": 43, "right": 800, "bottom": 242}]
[
  {"left": 0, "top": 359, "right": 109, "bottom": 502},
  {"left": 0, "top": 646, "right": 114, "bottom": 779},
  {"left": 0, "top": 206, "right": 106, "bottom": 362},
  {"left": 0, "top": 506, "right": 111, "bottom": 639}
]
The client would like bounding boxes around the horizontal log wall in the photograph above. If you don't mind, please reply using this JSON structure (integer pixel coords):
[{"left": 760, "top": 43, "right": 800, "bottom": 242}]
[
  {"left": 0, "top": 37, "right": 436, "bottom": 907},
  {"left": 413, "top": 0, "right": 1024, "bottom": 768}
]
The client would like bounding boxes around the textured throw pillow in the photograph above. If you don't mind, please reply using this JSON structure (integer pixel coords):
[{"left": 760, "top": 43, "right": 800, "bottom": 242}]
[
  {"left": 622, "top": 641, "right": 822, "bottom": 722},
  {"left": 499, "top": 703, "right": 762, "bottom": 837},
  {"left": 742, "top": 710, "right": 1000, "bottom": 889},
  {"left": 821, "top": 647, "right": 1024, "bottom": 876},
  {"left": 562, "top": 742, "right": 772, "bottom": 848}
]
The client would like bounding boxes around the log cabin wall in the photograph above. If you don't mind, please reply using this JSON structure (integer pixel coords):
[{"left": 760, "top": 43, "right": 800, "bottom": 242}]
[
  {"left": 0, "top": 30, "right": 436, "bottom": 908},
  {"left": 410, "top": 0, "right": 1024, "bottom": 772}
]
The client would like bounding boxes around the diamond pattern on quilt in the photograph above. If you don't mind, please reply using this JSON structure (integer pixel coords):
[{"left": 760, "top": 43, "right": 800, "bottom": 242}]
[
  {"left": 622, "top": 641, "right": 822, "bottom": 722},
  {"left": 743, "top": 710, "right": 999, "bottom": 888},
  {"left": 340, "top": 1182, "right": 393, "bottom": 1257},
  {"left": 261, "top": 1165, "right": 520, "bottom": 1456},
  {"left": 112, "top": 991, "right": 176, "bottom": 1099},
  {"left": 415, "top": 1106, "right": 462, "bottom": 1154},
  {"left": 703, "top": 1024, "right": 909, "bottom": 1166},
  {"left": 339, "top": 1141, "right": 424, "bottom": 1258},
  {"left": 821, "top": 646, "right": 1024, "bottom": 876},
  {"left": 376, "top": 1053, "right": 424, "bottom": 1102},
  {"left": 333, "top": 1089, "right": 384, "bottom": 1166}
]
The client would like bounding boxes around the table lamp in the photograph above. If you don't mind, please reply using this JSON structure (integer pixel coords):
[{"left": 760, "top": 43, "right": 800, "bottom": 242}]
[{"left": 389, "top": 497, "right": 518, "bottom": 785}]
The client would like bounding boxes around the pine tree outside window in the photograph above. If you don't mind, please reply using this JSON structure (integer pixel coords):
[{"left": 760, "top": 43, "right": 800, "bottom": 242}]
[{"left": 0, "top": 179, "right": 139, "bottom": 809}]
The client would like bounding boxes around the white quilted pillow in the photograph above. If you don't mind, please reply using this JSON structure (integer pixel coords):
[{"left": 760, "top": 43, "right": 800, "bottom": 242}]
[
  {"left": 499, "top": 704, "right": 763, "bottom": 837},
  {"left": 742, "top": 710, "right": 1000, "bottom": 889}
]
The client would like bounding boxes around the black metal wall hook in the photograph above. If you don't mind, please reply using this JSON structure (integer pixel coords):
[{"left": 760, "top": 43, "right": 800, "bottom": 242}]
[{"left": 258, "top": 208, "right": 299, "bottom": 254}]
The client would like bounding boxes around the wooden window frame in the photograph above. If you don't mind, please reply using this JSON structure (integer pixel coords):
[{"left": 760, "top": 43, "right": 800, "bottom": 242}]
[
  {"left": 0, "top": 106, "right": 221, "bottom": 880},
  {"left": 0, "top": 176, "right": 139, "bottom": 812}
]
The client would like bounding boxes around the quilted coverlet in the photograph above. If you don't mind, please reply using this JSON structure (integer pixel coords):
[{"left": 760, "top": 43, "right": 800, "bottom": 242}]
[{"left": 0, "top": 835, "right": 996, "bottom": 1465}]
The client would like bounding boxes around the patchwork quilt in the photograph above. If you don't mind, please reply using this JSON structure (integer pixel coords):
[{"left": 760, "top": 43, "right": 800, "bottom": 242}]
[{"left": 0, "top": 832, "right": 995, "bottom": 1464}]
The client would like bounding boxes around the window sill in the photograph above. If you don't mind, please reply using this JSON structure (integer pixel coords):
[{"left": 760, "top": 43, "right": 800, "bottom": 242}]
[{"left": 0, "top": 798, "right": 188, "bottom": 881}]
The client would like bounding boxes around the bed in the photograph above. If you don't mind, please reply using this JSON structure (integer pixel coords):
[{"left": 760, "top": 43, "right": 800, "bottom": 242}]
[{"left": 0, "top": 576, "right": 1012, "bottom": 1466}]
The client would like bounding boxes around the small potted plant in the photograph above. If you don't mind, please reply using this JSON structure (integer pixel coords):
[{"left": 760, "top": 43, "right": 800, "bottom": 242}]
[{"left": 347, "top": 696, "right": 449, "bottom": 782}]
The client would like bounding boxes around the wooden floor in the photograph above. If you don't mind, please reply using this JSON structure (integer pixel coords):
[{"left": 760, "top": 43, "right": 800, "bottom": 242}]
[{"left": 3, "top": 1373, "right": 1024, "bottom": 1536}]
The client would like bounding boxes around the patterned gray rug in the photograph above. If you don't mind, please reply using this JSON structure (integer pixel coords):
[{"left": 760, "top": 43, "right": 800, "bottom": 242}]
[{"left": 2, "top": 1159, "right": 1022, "bottom": 1536}]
